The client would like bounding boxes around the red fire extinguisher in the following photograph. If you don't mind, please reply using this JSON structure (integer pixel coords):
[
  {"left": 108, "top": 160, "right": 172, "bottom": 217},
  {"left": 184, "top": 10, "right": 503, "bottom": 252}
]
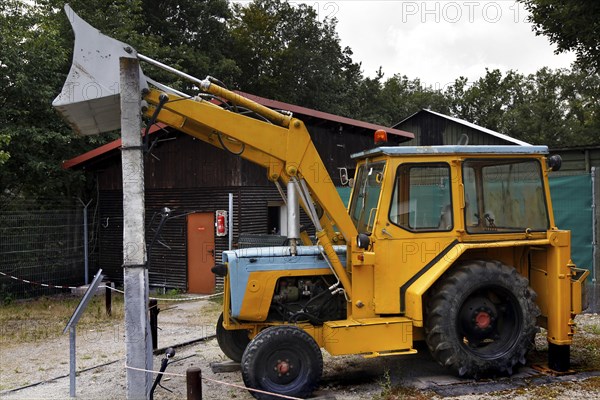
[{"left": 216, "top": 210, "right": 227, "bottom": 236}]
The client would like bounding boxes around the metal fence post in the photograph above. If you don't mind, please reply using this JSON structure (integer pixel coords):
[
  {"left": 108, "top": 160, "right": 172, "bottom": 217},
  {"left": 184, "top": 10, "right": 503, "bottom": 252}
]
[
  {"left": 69, "top": 326, "right": 76, "bottom": 397},
  {"left": 186, "top": 367, "right": 202, "bottom": 400},
  {"left": 78, "top": 199, "right": 92, "bottom": 285}
]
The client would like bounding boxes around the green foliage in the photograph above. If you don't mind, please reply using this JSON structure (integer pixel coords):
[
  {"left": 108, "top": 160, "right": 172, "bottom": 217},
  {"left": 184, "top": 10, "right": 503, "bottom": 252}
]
[
  {"left": 0, "top": 0, "right": 598, "bottom": 208},
  {"left": 0, "top": 134, "right": 9, "bottom": 165},
  {"left": 355, "top": 69, "right": 451, "bottom": 126},
  {"left": 229, "top": 0, "right": 362, "bottom": 115},
  {"left": 446, "top": 67, "right": 600, "bottom": 146},
  {"left": 373, "top": 368, "right": 432, "bottom": 400},
  {"left": 139, "top": 0, "right": 239, "bottom": 90},
  {"left": 520, "top": 0, "right": 600, "bottom": 72},
  {"left": 0, "top": 0, "right": 123, "bottom": 208}
]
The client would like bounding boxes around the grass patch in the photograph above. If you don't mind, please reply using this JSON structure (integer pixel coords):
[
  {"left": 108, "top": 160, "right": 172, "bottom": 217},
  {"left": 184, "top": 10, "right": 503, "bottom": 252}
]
[
  {"left": 504, "top": 381, "right": 566, "bottom": 398},
  {"left": 150, "top": 288, "right": 184, "bottom": 299},
  {"left": 529, "top": 322, "right": 600, "bottom": 372},
  {"left": 374, "top": 385, "right": 432, "bottom": 400},
  {"left": 373, "top": 369, "right": 432, "bottom": 400},
  {"left": 580, "top": 376, "right": 600, "bottom": 390},
  {"left": 209, "top": 294, "right": 224, "bottom": 306},
  {"left": 507, "top": 376, "right": 600, "bottom": 399},
  {"left": 582, "top": 324, "right": 600, "bottom": 335},
  {"left": 571, "top": 334, "right": 600, "bottom": 371},
  {"left": 0, "top": 293, "right": 124, "bottom": 346}
]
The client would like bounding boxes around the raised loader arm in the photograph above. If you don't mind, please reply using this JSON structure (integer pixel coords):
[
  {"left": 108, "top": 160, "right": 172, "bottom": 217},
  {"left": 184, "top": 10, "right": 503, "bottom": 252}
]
[
  {"left": 142, "top": 88, "right": 357, "bottom": 243},
  {"left": 142, "top": 88, "right": 357, "bottom": 297},
  {"left": 52, "top": 5, "right": 357, "bottom": 297}
]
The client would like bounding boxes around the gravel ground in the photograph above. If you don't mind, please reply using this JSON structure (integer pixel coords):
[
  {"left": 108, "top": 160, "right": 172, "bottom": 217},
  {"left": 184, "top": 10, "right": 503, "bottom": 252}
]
[{"left": 1, "top": 296, "right": 599, "bottom": 400}]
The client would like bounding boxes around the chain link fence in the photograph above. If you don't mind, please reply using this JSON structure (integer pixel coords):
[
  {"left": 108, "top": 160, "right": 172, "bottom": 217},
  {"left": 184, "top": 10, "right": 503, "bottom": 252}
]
[{"left": 0, "top": 205, "right": 99, "bottom": 299}]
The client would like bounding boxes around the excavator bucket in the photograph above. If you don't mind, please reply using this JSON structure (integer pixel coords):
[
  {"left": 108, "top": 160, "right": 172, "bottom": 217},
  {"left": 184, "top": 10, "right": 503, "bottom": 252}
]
[{"left": 52, "top": 4, "right": 147, "bottom": 135}]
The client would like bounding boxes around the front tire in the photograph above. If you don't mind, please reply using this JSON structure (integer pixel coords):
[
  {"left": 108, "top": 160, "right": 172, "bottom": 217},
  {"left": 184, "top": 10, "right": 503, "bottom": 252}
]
[
  {"left": 216, "top": 313, "right": 250, "bottom": 362},
  {"left": 241, "top": 325, "right": 323, "bottom": 399},
  {"left": 425, "top": 260, "right": 540, "bottom": 377}
]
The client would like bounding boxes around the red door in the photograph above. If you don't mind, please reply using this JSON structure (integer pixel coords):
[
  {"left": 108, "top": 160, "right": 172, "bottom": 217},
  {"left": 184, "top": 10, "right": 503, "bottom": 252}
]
[{"left": 187, "top": 213, "right": 215, "bottom": 294}]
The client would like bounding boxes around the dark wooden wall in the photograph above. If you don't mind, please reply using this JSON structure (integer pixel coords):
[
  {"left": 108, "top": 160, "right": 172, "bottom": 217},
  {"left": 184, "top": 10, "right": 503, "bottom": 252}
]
[
  {"left": 93, "top": 121, "right": 380, "bottom": 289},
  {"left": 98, "top": 186, "right": 281, "bottom": 289},
  {"left": 97, "top": 133, "right": 243, "bottom": 190}
]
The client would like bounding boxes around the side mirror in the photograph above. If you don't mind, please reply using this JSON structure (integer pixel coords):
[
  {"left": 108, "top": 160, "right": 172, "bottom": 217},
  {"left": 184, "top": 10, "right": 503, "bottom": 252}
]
[
  {"left": 548, "top": 154, "right": 562, "bottom": 171},
  {"left": 356, "top": 233, "right": 371, "bottom": 250},
  {"left": 211, "top": 263, "right": 227, "bottom": 277}
]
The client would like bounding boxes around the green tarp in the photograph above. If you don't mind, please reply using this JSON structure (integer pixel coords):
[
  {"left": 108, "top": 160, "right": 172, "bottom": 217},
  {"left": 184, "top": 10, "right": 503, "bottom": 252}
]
[{"left": 549, "top": 174, "right": 594, "bottom": 276}]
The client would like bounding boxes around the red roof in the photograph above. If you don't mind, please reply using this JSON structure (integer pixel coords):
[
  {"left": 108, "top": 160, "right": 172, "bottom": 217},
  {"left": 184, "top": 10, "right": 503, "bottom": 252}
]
[
  {"left": 236, "top": 91, "right": 414, "bottom": 139},
  {"left": 62, "top": 124, "right": 167, "bottom": 169},
  {"left": 63, "top": 95, "right": 413, "bottom": 169}
]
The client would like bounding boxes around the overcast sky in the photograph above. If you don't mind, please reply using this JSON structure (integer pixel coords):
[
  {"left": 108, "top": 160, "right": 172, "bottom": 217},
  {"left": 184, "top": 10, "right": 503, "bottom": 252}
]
[{"left": 290, "top": 1, "right": 576, "bottom": 88}]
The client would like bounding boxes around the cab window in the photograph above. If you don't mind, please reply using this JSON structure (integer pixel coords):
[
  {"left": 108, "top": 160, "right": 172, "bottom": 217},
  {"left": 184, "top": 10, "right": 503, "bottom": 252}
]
[
  {"left": 349, "top": 161, "right": 386, "bottom": 233},
  {"left": 462, "top": 159, "right": 549, "bottom": 233},
  {"left": 390, "top": 163, "right": 453, "bottom": 232}
]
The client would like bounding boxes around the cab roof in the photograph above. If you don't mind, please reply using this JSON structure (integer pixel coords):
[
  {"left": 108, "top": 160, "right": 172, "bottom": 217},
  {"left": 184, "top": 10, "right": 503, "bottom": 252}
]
[{"left": 351, "top": 145, "right": 549, "bottom": 159}]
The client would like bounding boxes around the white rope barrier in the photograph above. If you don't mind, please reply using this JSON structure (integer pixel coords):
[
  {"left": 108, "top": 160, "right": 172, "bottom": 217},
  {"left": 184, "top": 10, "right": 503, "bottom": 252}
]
[
  {"left": 0, "top": 271, "right": 222, "bottom": 303},
  {"left": 124, "top": 364, "right": 303, "bottom": 400},
  {"left": 0, "top": 271, "right": 79, "bottom": 289}
]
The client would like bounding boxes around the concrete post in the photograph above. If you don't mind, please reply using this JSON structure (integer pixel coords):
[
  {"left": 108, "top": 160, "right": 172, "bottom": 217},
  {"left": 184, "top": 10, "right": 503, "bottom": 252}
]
[
  {"left": 120, "top": 57, "right": 152, "bottom": 399},
  {"left": 591, "top": 167, "right": 599, "bottom": 312}
]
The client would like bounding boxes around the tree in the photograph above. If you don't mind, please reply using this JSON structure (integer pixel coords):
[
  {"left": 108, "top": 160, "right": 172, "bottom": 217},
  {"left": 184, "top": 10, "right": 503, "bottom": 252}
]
[
  {"left": 379, "top": 74, "right": 450, "bottom": 125},
  {"left": 444, "top": 67, "right": 600, "bottom": 147},
  {"left": 0, "top": 134, "right": 9, "bottom": 166},
  {"left": 553, "top": 66, "right": 600, "bottom": 146},
  {"left": 352, "top": 69, "right": 450, "bottom": 126},
  {"left": 1, "top": 0, "right": 76, "bottom": 207},
  {"left": 0, "top": 0, "right": 239, "bottom": 208},
  {"left": 0, "top": 0, "right": 155, "bottom": 208},
  {"left": 228, "top": 0, "right": 362, "bottom": 115},
  {"left": 139, "top": 0, "right": 240, "bottom": 90},
  {"left": 519, "top": 0, "right": 600, "bottom": 71},
  {"left": 446, "top": 69, "right": 526, "bottom": 134}
]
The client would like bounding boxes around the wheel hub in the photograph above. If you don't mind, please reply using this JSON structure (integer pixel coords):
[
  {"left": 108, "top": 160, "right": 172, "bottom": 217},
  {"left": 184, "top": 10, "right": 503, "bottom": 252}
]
[
  {"left": 276, "top": 359, "right": 290, "bottom": 375},
  {"left": 460, "top": 297, "right": 498, "bottom": 339},
  {"left": 475, "top": 310, "right": 492, "bottom": 329},
  {"left": 469, "top": 305, "right": 496, "bottom": 333}
]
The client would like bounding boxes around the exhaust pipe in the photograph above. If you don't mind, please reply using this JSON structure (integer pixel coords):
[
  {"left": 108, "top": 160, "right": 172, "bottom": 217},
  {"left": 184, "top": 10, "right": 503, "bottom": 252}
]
[{"left": 287, "top": 180, "right": 300, "bottom": 255}]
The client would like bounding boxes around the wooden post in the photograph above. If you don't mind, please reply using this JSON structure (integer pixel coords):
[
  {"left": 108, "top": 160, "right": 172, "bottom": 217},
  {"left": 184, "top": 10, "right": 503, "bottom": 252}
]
[
  {"left": 105, "top": 283, "right": 112, "bottom": 316},
  {"left": 149, "top": 299, "right": 158, "bottom": 350},
  {"left": 186, "top": 367, "right": 202, "bottom": 400}
]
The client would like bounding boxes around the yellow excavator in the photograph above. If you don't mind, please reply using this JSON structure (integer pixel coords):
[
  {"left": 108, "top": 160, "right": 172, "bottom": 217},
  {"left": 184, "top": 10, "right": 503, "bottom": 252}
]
[{"left": 54, "top": 5, "right": 589, "bottom": 399}]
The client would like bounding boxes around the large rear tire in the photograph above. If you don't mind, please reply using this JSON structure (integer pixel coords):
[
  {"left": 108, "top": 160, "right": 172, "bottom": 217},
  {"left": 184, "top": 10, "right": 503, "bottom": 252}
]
[
  {"left": 425, "top": 260, "right": 540, "bottom": 378},
  {"left": 241, "top": 325, "right": 323, "bottom": 399},
  {"left": 216, "top": 313, "right": 250, "bottom": 362}
]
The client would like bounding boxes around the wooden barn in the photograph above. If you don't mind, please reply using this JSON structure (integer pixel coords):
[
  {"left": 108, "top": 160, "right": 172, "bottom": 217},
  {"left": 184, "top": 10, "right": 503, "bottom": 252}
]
[
  {"left": 64, "top": 93, "right": 413, "bottom": 293},
  {"left": 394, "top": 109, "right": 531, "bottom": 146},
  {"left": 394, "top": 109, "right": 600, "bottom": 174}
]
